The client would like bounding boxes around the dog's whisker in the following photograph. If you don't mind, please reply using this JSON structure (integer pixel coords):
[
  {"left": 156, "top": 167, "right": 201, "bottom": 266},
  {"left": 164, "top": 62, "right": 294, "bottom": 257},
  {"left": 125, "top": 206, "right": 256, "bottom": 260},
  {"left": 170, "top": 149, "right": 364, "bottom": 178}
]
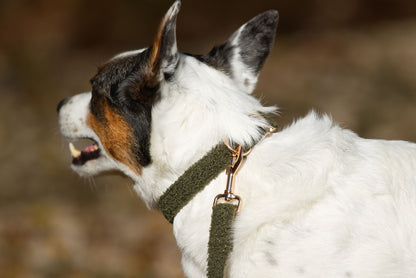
[{"left": 86, "top": 176, "right": 98, "bottom": 192}]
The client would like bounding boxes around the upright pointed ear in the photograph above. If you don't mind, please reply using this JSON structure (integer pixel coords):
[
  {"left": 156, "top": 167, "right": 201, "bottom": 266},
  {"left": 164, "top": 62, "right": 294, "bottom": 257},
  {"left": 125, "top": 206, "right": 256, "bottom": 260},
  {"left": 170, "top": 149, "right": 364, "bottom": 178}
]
[
  {"left": 147, "top": 1, "right": 181, "bottom": 82},
  {"left": 201, "top": 10, "right": 278, "bottom": 94}
]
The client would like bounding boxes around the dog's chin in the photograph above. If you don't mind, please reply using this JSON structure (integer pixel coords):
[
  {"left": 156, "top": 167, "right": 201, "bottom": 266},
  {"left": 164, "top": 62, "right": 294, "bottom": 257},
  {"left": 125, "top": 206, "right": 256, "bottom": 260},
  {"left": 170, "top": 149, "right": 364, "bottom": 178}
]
[{"left": 70, "top": 155, "right": 118, "bottom": 177}]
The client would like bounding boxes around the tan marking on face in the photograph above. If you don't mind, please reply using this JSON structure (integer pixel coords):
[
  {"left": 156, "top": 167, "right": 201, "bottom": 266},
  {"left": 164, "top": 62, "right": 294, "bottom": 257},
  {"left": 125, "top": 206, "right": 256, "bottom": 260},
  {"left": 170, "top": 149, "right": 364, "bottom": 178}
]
[
  {"left": 86, "top": 98, "right": 141, "bottom": 175},
  {"left": 149, "top": 19, "right": 165, "bottom": 77},
  {"left": 148, "top": 6, "right": 176, "bottom": 81}
]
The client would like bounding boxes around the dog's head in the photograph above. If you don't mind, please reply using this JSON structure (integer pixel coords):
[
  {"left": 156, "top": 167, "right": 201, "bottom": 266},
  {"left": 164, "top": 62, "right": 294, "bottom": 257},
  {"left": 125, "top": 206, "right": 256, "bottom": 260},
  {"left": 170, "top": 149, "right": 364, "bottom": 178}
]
[{"left": 57, "top": 1, "right": 278, "bottom": 200}]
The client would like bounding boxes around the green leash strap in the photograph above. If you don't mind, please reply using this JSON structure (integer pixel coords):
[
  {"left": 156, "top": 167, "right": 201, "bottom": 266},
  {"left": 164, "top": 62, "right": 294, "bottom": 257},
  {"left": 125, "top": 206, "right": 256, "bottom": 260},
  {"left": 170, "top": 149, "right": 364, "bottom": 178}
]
[
  {"left": 157, "top": 113, "right": 278, "bottom": 278},
  {"left": 207, "top": 203, "right": 238, "bottom": 278},
  {"left": 158, "top": 143, "right": 232, "bottom": 223}
]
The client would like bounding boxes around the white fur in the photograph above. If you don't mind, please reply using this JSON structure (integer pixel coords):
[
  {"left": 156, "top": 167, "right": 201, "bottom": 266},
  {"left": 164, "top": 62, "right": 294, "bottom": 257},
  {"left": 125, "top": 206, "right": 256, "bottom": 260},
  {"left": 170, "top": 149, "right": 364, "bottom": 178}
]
[
  {"left": 228, "top": 26, "right": 258, "bottom": 94},
  {"left": 59, "top": 51, "right": 416, "bottom": 278},
  {"left": 111, "top": 48, "right": 146, "bottom": 60}
]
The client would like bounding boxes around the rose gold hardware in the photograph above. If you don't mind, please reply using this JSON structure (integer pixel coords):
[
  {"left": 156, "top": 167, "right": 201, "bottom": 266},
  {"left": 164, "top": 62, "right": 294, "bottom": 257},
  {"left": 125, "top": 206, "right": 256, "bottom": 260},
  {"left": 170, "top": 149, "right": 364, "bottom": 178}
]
[
  {"left": 223, "top": 138, "right": 252, "bottom": 157},
  {"left": 214, "top": 145, "right": 245, "bottom": 213},
  {"left": 250, "top": 113, "right": 277, "bottom": 140}
]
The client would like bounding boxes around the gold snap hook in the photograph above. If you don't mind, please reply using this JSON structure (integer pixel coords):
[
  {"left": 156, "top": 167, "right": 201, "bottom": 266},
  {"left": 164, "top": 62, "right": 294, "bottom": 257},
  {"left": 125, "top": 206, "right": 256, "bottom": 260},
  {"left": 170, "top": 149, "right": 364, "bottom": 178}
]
[
  {"left": 214, "top": 143, "right": 246, "bottom": 214},
  {"left": 223, "top": 138, "right": 252, "bottom": 157}
]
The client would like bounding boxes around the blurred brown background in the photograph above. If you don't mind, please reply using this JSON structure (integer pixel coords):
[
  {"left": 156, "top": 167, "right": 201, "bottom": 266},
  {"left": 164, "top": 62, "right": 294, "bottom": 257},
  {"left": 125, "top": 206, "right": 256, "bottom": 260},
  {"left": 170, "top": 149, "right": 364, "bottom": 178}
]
[{"left": 0, "top": 0, "right": 415, "bottom": 277}]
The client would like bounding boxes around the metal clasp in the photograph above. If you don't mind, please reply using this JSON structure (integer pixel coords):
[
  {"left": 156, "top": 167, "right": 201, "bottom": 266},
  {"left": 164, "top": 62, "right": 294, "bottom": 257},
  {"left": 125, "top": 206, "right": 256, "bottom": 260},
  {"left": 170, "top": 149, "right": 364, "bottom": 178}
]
[{"left": 213, "top": 144, "right": 246, "bottom": 213}]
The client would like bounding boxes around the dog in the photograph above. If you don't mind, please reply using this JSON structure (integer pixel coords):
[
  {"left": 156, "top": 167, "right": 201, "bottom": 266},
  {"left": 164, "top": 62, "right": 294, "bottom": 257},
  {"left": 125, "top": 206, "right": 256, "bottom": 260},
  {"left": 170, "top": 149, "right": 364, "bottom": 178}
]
[{"left": 58, "top": 1, "right": 416, "bottom": 277}]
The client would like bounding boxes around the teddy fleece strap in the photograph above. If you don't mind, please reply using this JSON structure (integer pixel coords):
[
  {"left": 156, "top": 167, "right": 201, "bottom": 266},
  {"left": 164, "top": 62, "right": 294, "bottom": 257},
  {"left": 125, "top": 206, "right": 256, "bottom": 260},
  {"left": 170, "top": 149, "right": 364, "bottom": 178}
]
[
  {"left": 158, "top": 113, "right": 277, "bottom": 278},
  {"left": 158, "top": 113, "right": 277, "bottom": 223},
  {"left": 207, "top": 203, "right": 238, "bottom": 278},
  {"left": 158, "top": 143, "right": 232, "bottom": 223}
]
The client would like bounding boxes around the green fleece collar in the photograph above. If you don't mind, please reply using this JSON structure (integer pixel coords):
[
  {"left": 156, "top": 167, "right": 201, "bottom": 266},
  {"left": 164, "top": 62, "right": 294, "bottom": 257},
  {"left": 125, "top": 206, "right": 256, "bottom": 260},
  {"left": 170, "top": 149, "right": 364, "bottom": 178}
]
[
  {"left": 158, "top": 143, "right": 232, "bottom": 223},
  {"left": 157, "top": 114, "right": 277, "bottom": 223}
]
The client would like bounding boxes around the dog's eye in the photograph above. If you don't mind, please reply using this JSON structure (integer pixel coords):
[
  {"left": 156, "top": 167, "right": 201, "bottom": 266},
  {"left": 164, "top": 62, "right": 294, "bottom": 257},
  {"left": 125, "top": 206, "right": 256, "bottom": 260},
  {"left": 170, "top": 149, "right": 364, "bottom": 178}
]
[
  {"left": 125, "top": 86, "right": 141, "bottom": 102},
  {"left": 110, "top": 83, "right": 119, "bottom": 99}
]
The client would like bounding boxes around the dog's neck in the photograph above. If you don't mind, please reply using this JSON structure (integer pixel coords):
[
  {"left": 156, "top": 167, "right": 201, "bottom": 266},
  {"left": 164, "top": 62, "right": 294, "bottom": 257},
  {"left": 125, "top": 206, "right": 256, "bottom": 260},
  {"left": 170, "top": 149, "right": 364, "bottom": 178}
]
[{"left": 131, "top": 55, "right": 276, "bottom": 208}]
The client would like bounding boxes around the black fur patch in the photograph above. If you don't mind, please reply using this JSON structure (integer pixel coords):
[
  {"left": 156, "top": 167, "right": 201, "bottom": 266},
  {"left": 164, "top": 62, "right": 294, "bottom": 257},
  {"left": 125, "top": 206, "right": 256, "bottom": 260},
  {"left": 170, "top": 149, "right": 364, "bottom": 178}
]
[
  {"left": 90, "top": 49, "right": 160, "bottom": 167},
  {"left": 90, "top": 49, "right": 151, "bottom": 100},
  {"left": 191, "top": 42, "right": 234, "bottom": 76},
  {"left": 238, "top": 10, "right": 278, "bottom": 73}
]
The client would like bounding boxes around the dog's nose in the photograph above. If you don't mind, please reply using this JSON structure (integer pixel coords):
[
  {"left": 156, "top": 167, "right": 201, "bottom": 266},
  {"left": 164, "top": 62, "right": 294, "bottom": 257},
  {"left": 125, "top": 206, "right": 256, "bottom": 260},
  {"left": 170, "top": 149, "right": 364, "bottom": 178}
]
[{"left": 57, "top": 97, "right": 70, "bottom": 113}]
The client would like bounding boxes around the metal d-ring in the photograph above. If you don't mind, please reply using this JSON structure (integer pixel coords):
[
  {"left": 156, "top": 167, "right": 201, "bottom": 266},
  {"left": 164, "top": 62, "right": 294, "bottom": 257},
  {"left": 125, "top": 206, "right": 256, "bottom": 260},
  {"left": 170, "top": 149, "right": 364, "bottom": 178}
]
[{"left": 223, "top": 138, "right": 252, "bottom": 157}]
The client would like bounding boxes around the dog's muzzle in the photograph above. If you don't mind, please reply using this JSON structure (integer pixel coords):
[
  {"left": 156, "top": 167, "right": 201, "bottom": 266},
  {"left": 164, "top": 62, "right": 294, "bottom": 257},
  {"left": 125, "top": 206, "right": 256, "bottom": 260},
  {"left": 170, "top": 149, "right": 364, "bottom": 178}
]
[{"left": 57, "top": 92, "right": 104, "bottom": 168}]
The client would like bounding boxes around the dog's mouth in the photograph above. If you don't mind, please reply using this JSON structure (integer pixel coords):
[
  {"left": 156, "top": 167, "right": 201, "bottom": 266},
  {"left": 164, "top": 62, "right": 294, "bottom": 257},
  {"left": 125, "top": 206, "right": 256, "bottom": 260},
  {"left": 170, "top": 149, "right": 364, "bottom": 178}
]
[{"left": 68, "top": 138, "right": 101, "bottom": 166}]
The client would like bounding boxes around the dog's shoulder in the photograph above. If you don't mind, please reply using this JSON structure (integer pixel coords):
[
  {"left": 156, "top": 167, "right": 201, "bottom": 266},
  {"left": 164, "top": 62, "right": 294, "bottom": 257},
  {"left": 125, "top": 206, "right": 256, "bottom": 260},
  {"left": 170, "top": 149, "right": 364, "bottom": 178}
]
[
  {"left": 259, "top": 111, "right": 416, "bottom": 163},
  {"left": 247, "top": 111, "right": 416, "bottom": 196}
]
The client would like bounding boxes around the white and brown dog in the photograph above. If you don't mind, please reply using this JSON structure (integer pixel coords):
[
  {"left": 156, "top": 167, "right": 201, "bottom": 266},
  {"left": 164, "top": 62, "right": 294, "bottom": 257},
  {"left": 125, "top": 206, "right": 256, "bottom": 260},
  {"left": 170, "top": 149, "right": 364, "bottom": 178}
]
[{"left": 58, "top": 1, "right": 416, "bottom": 277}]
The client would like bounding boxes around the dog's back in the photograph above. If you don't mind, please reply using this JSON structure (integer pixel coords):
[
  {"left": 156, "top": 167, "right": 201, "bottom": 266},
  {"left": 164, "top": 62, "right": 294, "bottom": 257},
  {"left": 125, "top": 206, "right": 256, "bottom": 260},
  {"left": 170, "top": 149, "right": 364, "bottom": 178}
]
[{"left": 223, "top": 112, "right": 416, "bottom": 277}]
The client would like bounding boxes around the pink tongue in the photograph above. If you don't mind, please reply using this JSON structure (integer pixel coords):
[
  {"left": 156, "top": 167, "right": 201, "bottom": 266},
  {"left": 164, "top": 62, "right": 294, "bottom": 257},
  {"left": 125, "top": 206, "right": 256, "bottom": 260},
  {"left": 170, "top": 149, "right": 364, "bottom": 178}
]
[{"left": 83, "top": 145, "right": 96, "bottom": 153}]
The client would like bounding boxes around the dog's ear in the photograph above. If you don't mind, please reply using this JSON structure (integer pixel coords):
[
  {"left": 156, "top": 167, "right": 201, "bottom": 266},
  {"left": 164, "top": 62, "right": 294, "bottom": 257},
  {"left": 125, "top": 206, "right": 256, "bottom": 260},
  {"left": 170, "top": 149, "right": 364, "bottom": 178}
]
[
  {"left": 228, "top": 10, "right": 278, "bottom": 93},
  {"left": 147, "top": 0, "right": 181, "bottom": 83},
  {"left": 203, "top": 10, "right": 278, "bottom": 94}
]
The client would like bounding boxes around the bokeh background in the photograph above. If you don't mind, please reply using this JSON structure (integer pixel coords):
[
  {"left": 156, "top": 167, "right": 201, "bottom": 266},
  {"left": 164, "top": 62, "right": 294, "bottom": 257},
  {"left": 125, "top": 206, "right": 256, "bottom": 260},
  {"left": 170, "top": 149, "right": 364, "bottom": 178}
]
[{"left": 1, "top": 0, "right": 415, "bottom": 277}]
